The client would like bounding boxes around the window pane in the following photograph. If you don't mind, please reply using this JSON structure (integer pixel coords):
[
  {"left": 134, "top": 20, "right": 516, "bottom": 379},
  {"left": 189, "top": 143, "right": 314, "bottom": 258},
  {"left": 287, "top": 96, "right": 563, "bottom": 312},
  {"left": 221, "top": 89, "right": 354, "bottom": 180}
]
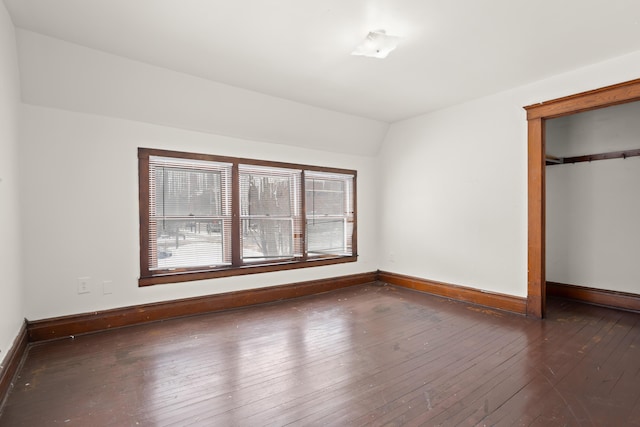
[
  {"left": 305, "top": 178, "right": 344, "bottom": 215},
  {"left": 241, "top": 218, "right": 293, "bottom": 260},
  {"left": 155, "top": 167, "right": 222, "bottom": 217},
  {"left": 239, "top": 164, "right": 302, "bottom": 262},
  {"left": 148, "top": 155, "right": 232, "bottom": 270},
  {"left": 305, "top": 171, "right": 354, "bottom": 257},
  {"left": 240, "top": 172, "right": 294, "bottom": 217},
  {"left": 152, "top": 218, "right": 227, "bottom": 269},
  {"left": 307, "top": 218, "right": 346, "bottom": 255}
]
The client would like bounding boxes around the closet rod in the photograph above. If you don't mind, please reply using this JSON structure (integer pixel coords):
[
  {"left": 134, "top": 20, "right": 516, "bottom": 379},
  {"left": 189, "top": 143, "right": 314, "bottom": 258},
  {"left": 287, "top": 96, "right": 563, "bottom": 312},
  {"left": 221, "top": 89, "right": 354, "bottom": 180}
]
[{"left": 546, "top": 148, "right": 640, "bottom": 166}]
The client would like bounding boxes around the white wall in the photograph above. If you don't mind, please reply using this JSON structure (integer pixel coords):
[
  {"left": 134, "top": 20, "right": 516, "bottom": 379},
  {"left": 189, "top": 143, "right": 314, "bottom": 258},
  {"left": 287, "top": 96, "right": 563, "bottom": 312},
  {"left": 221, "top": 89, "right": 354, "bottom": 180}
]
[
  {"left": 16, "top": 30, "right": 388, "bottom": 157},
  {"left": 378, "top": 49, "right": 640, "bottom": 298},
  {"left": 0, "top": 2, "right": 23, "bottom": 361},
  {"left": 378, "top": 95, "right": 527, "bottom": 295},
  {"left": 546, "top": 103, "right": 640, "bottom": 293},
  {"left": 546, "top": 102, "right": 640, "bottom": 157},
  {"left": 19, "top": 105, "right": 378, "bottom": 320}
]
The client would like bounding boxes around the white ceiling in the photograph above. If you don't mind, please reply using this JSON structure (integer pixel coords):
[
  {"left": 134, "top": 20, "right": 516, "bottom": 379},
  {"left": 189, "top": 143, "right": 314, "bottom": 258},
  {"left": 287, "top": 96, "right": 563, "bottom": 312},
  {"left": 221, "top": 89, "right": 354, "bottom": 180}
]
[{"left": 5, "top": 0, "right": 640, "bottom": 123}]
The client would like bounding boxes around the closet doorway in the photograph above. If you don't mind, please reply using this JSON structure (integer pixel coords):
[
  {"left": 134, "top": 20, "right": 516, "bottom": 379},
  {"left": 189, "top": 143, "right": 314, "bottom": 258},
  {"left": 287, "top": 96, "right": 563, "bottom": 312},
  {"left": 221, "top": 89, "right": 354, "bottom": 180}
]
[
  {"left": 524, "top": 78, "right": 640, "bottom": 318},
  {"left": 545, "top": 102, "right": 640, "bottom": 304}
]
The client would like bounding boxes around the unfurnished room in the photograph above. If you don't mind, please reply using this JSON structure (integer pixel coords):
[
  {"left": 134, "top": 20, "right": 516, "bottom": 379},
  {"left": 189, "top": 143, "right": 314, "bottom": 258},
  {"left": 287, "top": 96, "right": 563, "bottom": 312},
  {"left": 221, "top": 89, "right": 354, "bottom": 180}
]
[{"left": 1, "top": 1, "right": 640, "bottom": 426}]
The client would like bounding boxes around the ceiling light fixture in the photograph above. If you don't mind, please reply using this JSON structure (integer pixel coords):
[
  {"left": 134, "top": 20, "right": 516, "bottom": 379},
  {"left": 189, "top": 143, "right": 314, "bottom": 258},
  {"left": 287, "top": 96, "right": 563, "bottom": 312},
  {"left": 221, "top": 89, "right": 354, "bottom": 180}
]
[{"left": 351, "top": 29, "right": 399, "bottom": 59}]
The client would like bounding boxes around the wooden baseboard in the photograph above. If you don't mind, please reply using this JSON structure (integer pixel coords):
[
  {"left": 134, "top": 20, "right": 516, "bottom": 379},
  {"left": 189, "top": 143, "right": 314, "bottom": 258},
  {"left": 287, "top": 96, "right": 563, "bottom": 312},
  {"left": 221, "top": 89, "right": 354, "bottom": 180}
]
[
  {"left": 378, "top": 270, "right": 527, "bottom": 315},
  {"left": 0, "top": 321, "right": 28, "bottom": 409},
  {"left": 27, "top": 271, "right": 377, "bottom": 342},
  {"left": 547, "top": 282, "right": 640, "bottom": 312}
]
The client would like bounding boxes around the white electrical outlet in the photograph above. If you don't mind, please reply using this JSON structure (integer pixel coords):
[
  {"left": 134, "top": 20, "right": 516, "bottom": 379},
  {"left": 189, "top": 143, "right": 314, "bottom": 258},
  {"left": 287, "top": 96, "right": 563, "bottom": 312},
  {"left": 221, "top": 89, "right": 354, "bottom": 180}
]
[
  {"left": 103, "top": 280, "right": 113, "bottom": 295},
  {"left": 77, "top": 277, "right": 91, "bottom": 294}
]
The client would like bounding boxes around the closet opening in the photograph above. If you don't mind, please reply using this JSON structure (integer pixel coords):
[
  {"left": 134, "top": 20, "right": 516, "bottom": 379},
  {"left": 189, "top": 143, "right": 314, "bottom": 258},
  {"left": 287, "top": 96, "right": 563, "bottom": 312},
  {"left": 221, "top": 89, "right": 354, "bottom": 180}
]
[
  {"left": 524, "top": 78, "right": 640, "bottom": 318},
  {"left": 545, "top": 102, "right": 640, "bottom": 313}
]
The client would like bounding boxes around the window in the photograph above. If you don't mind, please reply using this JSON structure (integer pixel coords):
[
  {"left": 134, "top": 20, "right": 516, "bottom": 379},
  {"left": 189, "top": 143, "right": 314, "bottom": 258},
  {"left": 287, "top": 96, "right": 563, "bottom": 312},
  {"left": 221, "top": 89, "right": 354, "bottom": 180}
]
[
  {"left": 138, "top": 148, "right": 357, "bottom": 285},
  {"left": 306, "top": 171, "right": 355, "bottom": 257},
  {"left": 239, "top": 164, "right": 302, "bottom": 263},
  {"left": 147, "top": 155, "right": 233, "bottom": 271}
]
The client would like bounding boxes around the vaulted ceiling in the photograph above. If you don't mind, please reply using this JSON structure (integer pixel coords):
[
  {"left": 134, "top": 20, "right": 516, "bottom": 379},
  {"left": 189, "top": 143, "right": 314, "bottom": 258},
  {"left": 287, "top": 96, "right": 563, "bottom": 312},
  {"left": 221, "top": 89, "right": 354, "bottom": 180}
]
[{"left": 5, "top": 0, "right": 640, "bottom": 122}]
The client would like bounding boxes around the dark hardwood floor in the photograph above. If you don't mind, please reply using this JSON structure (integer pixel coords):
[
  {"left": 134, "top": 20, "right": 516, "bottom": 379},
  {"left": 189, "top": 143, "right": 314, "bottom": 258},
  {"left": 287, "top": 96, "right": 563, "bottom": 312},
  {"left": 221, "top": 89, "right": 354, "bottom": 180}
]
[{"left": 1, "top": 283, "right": 639, "bottom": 426}]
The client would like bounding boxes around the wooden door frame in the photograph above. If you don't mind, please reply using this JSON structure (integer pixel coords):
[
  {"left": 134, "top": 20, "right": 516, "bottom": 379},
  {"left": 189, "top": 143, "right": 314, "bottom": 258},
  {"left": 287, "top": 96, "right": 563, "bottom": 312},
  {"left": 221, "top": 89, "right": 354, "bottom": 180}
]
[{"left": 524, "top": 78, "right": 640, "bottom": 318}]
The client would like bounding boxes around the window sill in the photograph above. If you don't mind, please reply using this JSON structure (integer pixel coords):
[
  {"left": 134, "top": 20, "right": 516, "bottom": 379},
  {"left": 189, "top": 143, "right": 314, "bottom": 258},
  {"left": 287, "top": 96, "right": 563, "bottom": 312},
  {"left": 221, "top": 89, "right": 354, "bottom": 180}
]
[{"left": 138, "top": 255, "right": 358, "bottom": 286}]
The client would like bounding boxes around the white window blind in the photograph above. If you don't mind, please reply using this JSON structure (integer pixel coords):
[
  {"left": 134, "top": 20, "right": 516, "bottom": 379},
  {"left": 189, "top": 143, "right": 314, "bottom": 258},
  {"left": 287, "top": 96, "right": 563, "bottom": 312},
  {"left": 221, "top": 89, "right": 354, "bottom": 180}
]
[
  {"left": 239, "top": 164, "right": 303, "bottom": 262},
  {"left": 148, "top": 156, "right": 232, "bottom": 270},
  {"left": 305, "top": 171, "right": 354, "bottom": 257}
]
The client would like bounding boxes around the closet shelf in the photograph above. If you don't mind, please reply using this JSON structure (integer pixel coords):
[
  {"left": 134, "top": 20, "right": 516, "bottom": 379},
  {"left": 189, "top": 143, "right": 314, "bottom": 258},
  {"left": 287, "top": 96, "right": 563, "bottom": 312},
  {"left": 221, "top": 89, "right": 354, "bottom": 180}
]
[{"left": 546, "top": 148, "right": 640, "bottom": 166}]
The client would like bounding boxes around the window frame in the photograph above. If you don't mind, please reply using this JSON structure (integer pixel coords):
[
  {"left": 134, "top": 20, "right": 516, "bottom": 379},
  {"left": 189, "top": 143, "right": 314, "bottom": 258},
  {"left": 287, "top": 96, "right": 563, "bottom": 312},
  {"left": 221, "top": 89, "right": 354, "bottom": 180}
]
[{"left": 138, "top": 147, "right": 357, "bottom": 286}]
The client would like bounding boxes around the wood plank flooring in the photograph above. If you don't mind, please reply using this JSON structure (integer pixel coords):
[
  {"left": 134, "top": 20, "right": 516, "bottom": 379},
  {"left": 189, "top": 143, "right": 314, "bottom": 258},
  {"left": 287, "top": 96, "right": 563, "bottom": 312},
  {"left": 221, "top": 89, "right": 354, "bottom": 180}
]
[{"left": 1, "top": 282, "right": 639, "bottom": 426}]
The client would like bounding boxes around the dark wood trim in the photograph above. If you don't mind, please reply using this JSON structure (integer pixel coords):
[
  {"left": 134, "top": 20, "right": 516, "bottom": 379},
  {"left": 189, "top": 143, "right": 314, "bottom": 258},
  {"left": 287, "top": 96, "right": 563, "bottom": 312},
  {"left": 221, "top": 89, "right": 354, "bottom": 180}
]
[
  {"left": 138, "top": 147, "right": 358, "bottom": 176},
  {"left": 231, "top": 162, "right": 241, "bottom": 266},
  {"left": 300, "top": 170, "right": 308, "bottom": 261},
  {"left": 29, "top": 271, "right": 377, "bottom": 342},
  {"left": 525, "top": 77, "right": 640, "bottom": 120},
  {"left": 547, "top": 148, "right": 640, "bottom": 165},
  {"left": 524, "top": 78, "right": 640, "bottom": 318},
  {"left": 0, "top": 321, "right": 28, "bottom": 408},
  {"left": 351, "top": 174, "right": 358, "bottom": 259},
  {"left": 138, "top": 255, "right": 358, "bottom": 286},
  {"left": 527, "top": 118, "right": 545, "bottom": 318},
  {"left": 138, "top": 149, "right": 151, "bottom": 278},
  {"left": 547, "top": 282, "right": 640, "bottom": 312},
  {"left": 378, "top": 271, "right": 527, "bottom": 315}
]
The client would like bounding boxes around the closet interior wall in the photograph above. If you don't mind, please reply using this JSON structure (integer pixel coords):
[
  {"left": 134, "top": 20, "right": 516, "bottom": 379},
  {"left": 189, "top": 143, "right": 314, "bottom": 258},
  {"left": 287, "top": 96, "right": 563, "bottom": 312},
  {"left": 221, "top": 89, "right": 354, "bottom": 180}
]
[{"left": 546, "top": 101, "right": 640, "bottom": 295}]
